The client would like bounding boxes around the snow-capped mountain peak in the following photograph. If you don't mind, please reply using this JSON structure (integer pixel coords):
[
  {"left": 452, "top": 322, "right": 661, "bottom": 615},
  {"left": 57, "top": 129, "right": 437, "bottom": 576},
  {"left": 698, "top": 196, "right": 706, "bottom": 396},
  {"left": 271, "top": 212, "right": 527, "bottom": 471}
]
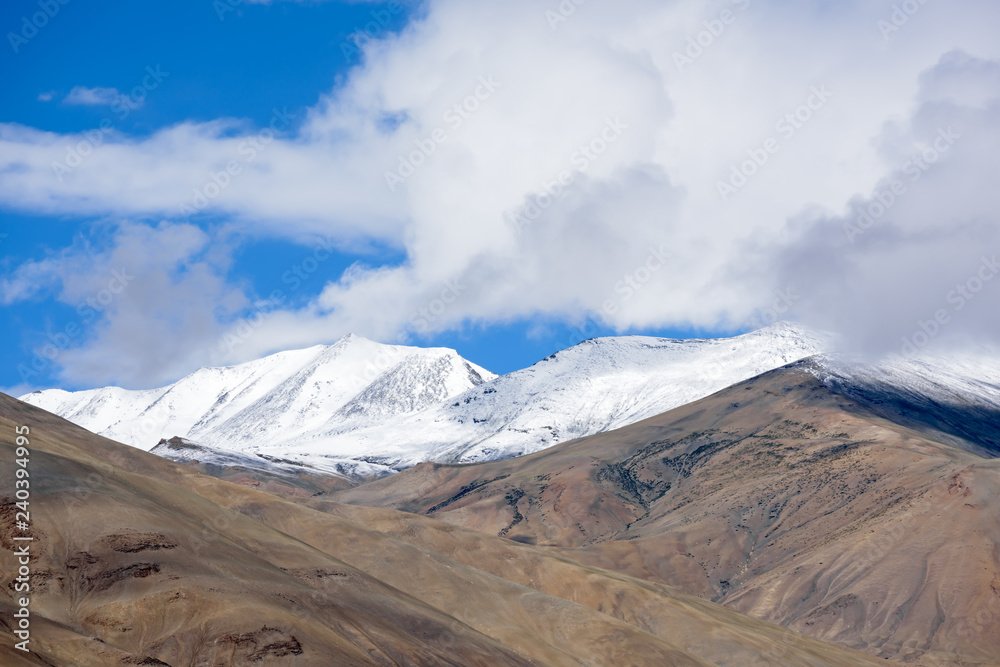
[
  {"left": 271, "top": 322, "right": 830, "bottom": 469},
  {"left": 21, "top": 323, "right": 894, "bottom": 478},
  {"left": 22, "top": 334, "right": 495, "bottom": 456}
]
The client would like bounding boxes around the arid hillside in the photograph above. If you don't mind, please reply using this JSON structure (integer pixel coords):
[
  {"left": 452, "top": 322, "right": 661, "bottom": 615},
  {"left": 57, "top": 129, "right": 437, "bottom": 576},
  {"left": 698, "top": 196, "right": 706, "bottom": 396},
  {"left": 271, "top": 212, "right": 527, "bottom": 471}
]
[
  {"left": 0, "top": 391, "right": 880, "bottom": 666},
  {"left": 335, "top": 364, "right": 1000, "bottom": 665}
]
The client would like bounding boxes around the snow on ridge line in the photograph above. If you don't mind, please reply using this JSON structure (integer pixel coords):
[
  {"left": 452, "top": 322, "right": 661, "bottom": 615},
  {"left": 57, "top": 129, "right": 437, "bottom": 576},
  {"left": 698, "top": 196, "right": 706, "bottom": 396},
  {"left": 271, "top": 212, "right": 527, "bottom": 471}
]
[
  {"left": 800, "top": 351, "right": 1000, "bottom": 457},
  {"left": 249, "top": 322, "right": 833, "bottom": 469},
  {"left": 21, "top": 323, "right": 830, "bottom": 469},
  {"left": 20, "top": 333, "right": 496, "bottom": 451},
  {"left": 26, "top": 321, "right": 1000, "bottom": 479}
]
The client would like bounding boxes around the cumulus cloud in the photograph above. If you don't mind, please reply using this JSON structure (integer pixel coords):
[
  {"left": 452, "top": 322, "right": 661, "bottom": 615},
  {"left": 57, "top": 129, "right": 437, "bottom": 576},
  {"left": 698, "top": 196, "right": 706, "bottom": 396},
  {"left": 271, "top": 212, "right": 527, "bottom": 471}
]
[
  {"left": 5, "top": 222, "right": 247, "bottom": 388},
  {"left": 63, "top": 86, "right": 128, "bottom": 107},
  {"left": 3, "top": 0, "right": 1000, "bottom": 386},
  {"left": 760, "top": 51, "right": 1000, "bottom": 356}
]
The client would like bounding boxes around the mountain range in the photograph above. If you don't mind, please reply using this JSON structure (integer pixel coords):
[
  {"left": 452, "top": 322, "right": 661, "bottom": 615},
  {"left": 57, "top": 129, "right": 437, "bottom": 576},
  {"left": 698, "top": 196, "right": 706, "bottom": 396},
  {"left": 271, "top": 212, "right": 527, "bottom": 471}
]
[
  {"left": 23, "top": 323, "right": 1000, "bottom": 482},
  {"left": 0, "top": 391, "right": 882, "bottom": 666},
  {"left": 332, "top": 360, "right": 1000, "bottom": 663},
  {"left": 5, "top": 323, "right": 1000, "bottom": 664},
  {"left": 23, "top": 323, "right": 833, "bottom": 478}
]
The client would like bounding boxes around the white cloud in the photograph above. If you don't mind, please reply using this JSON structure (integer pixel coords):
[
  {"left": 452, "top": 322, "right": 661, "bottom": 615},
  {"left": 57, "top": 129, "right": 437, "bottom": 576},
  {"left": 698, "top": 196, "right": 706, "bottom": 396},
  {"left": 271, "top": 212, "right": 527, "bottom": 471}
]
[
  {"left": 63, "top": 86, "right": 128, "bottom": 107},
  {"left": 37, "top": 91, "right": 54, "bottom": 102},
  {"left": 4, "top": 0, "right": 1000, "bottom": 386},
  {"left": 5, "top": 222, "right": 247, "bottom": 389},
  {"left": 761, "top": 51, "right": 1000, "bottom": 356}
]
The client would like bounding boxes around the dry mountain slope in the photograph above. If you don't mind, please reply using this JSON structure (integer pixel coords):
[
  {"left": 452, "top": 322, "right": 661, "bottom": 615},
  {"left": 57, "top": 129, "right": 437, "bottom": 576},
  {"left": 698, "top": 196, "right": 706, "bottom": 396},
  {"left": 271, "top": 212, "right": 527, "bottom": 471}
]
[
  {"left": 334, "top": 362, "right": 1000, "bottom": 665},
  {"left": 0, "top": 392, "right": 880, "bottom": 666}
]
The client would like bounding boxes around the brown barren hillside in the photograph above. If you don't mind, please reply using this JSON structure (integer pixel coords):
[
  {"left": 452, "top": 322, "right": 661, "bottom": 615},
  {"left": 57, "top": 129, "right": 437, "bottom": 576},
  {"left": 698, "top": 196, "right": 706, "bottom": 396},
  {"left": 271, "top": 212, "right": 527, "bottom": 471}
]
[
  {"left": 0, "top": 391, "right": 881, "bottom": 666},
  {"left": 334, "top": 364, "right": 1000, "bottom": 666}
]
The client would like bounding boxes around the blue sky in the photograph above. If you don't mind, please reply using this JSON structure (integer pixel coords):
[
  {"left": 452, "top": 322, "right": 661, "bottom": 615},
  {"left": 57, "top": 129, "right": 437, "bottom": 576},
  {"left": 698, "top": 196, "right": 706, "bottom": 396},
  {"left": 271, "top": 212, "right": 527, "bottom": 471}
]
[
  {"left": 2, "top": 0, "right": 999, "bottom": 394},
  {"left": 0, "top": 0, "right": 714, "bottom": 392}
]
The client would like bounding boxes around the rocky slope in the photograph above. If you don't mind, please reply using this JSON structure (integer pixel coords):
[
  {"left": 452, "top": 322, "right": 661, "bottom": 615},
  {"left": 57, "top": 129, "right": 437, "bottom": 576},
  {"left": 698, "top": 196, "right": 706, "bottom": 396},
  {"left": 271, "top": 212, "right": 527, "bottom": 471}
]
[
  {"left": 333, "top": 363, "right": 1000, "bottom": 665},
  {"left": 0, "top": 391, "right": 881, "bottom": 666}
]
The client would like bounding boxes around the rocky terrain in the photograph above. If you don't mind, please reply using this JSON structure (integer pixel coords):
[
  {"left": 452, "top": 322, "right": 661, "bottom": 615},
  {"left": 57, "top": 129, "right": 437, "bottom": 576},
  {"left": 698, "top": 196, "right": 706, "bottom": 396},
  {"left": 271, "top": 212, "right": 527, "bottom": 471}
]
[
  {"left": 0, "top": 391, "right": 881, "bottom": 666},
  {"left": 334, "top": 363, "right": 1000, "bottom": 665},
  {"left": 7, "top": 329, "right": 1000, "bottom": 665}
]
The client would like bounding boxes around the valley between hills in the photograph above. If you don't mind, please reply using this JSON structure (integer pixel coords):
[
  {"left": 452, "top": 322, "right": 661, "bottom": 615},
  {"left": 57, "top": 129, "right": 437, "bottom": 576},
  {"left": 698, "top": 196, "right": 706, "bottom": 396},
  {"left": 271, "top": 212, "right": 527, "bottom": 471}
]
[
  {"left": 1, "top": 388, "right": 882, "bottom": 666},
  {"left": 2, "top": 333, "right": 999, "bottom": 665}
]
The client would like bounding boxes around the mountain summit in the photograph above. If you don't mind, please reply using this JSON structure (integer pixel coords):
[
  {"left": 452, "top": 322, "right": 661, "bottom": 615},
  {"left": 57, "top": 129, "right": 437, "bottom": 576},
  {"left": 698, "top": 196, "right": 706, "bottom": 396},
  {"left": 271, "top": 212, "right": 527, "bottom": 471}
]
[
  {"left": 22, "top": 334, "right": 494, "bottom": 477},
  {"left": 23, "top": 324, "right": 830, "bottom": 476}
]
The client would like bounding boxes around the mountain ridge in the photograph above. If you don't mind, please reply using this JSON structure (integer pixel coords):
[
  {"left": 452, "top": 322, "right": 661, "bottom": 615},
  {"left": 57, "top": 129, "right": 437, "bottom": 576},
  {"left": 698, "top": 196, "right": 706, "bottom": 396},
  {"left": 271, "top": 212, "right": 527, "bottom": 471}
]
[
  {"left": 0, "top": 390, "right": 883, "bottom": 666},
  {"left": 330, "top": 362, "right": 1000, "bottom": 664},
  {"left": 22, "top": 334, "right": 496, "bottom": 477},
  {"left": 25, "top": 323, "right": 1000, "bottom": 481},
  {"left": 22, "top": 323, "right": 832, "bottom": 476}
]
